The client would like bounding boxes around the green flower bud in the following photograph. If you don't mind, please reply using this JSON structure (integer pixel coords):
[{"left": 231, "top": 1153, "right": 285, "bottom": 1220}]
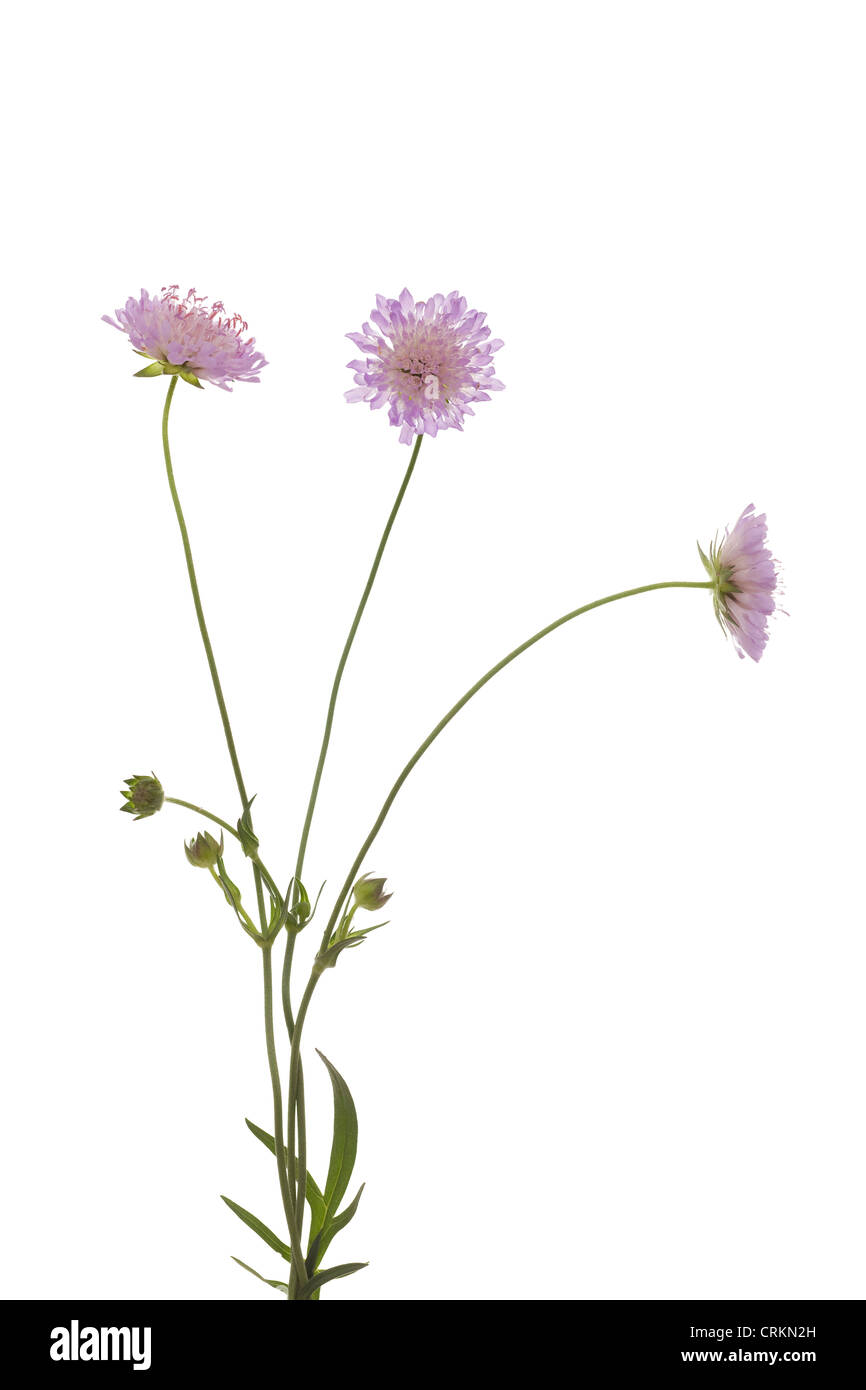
[
  {"left": 237, "top": 803, "right": 260, "bottom": 860},
  {"left": 184, "top": 830, "right": 224, "bottom": 869},
  {"left": 352, "top": 872, "right": 392, "bottom": 912},
  {"left": 120, "top": 773, "right": 164, "bottom": 821}
]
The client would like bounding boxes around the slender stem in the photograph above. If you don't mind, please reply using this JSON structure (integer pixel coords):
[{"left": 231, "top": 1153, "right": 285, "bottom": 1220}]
[
  {"left": 281, "top": 931, "right": 308, "bottom": 1262},
  {"left": 320, "top": 580, "right": 714, "bottom": 949},
  {"left": 162, "top": 378, "right": 251, "bottom": 808},
  {"left": 160, "top": 378, "right": 268, "bottom": 932},
  {"left": 283, "top": 434, "right": 423, "bottom": 1258},
  {"left": 165, "top": 797, "right": 239, "bottom": 841},
  {"left": 293, "top": 433, "right": 423, "bottom": 894},
  {"left": 286, "top": 973, "right": 320, "bottom": 1299},
  {"left": 161, "top": 383, "right": 292, "bottom": 1292},
  {"left": 262, "top": 946, "right": 308, "bottom": 1295},
  {"left": 295, "top": 1060, "right": 307, "bottom": 1261}
]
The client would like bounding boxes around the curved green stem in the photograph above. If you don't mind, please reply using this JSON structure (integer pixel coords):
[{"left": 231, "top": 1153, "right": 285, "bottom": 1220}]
[
  {"left": 165, "top": 797, "right": 239, "bottom": 841},
  {"left": 320, "top": 579, "right": 714, "bottom": 949},
  {"left": 161, "top": 382, "right": 291, "bottom": 1292},
  {"left": 160, "top": 378, "right": 268, "bottom": 932},
  {"left": 162, "top": 378, "right": 251, "bottom": 808}
]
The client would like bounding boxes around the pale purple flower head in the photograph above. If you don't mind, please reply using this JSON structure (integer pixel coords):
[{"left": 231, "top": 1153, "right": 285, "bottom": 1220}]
[
  {"left": 345, "top": 289, "right": 504, "bottom": 444},
  {"left": 103, "top": 286, "right": 267, "bottom": 391},
  {"left": 699, "top": 504, "right": 780, "bottom": 662}
]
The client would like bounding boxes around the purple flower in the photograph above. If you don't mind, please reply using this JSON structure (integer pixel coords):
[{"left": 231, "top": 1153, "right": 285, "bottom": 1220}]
[
  {"left": 103, "top": 286, "right": 267, "bottom": 391},
  {"left": 699, "top": 504, "right": 780, "bottom": 662},
  {"left": 345, "top": 288, "right": 504, "bottom": 444}
]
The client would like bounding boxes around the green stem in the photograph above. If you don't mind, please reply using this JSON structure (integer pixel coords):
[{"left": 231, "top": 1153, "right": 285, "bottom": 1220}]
[
  {"left": 280, "top": 931, "right": 308, "bottom": 1265},
  {"left": 320, "top": 580, "right": 714, "bottom": 949},
  {"left": 161, "top": 382, "right": 291, "bottom": 1289},
  {"left": 165, "top": 797, "right": 239, "bottom": 841},
  {"left": 283, "top": 434, "right": 423, "bottom": 1255},
  {"left": 162, "top": 377, "right": 251, "bottom": 809},
  {"left": 262, "top": 946, "right": 308, "bottom": 1296},
  {"left": 160, "top": 378, "right": 268, "bottom": 932},
  {"left": 286, "top": 972, "right": 320, "bottom": 1299},
  {"left": 293, "top": 433, "right": 423, "bottom": 895}
]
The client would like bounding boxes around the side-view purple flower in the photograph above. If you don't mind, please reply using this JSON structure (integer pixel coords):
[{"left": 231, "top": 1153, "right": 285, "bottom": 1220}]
[
  {"left": 700, "top": 503, "right": 780, "bottom": 661},
  {"left": 103, "top": 285, "right": 267, "bottom": 391}
]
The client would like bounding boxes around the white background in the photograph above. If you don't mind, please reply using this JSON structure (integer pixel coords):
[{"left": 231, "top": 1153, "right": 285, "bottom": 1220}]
[{"left": 1, "top": 0, "right": 863, "bottom": 1302}]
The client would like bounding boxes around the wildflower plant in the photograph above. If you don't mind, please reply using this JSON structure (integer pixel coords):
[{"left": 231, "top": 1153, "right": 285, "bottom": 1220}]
[{"left": 109, "top": 284, "right": 782, "bottom": 1300}]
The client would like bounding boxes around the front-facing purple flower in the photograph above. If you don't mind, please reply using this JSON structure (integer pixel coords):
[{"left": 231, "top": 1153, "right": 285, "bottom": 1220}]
[
  {"left": 345, "top": 289, "right": 504, "bottom": 444},
  {"left": 103, "top": 286, "right": 267, "bottom": 391},
  {"left": 699, "top": 504, "right": 780, "bottom": 662}
]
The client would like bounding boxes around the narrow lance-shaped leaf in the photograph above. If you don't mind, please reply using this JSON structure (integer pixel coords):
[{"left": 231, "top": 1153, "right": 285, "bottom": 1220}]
[
  {"left": 244, "top": 1117, "right": 277, "bottom": 1155},
  {"left": 221, "top": 1195, "right": 292, "bottom": 1263},
  {"left": 306, "top": 1183, "right": 365, "bottom": 1275},
  {"left": 297, "top": 1262, "right": 368, "bottom": 1300},
  {"left": 316, "top": 1049, "right": 358, "bottom": 1232},
  {"left": 231, "top": 1256, "right": 289, "bottom": 1296}
]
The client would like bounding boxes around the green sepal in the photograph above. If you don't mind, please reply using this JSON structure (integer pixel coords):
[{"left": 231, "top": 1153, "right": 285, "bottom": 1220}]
[
  {"left": 220, "top": 1195, "right": 292, "bottom": 1263},
  {"left": 237, "top": 798, "right": 260, "bottom": 859},
  {"left": 179, "top": 368, "right": 204, "bottom": 388},
  {"left": 284, "top": 878, "right": 328, "bottom": 934},
  {"left": 133, "top": 362, "right": 166, "bottom": 378},
  {"left": 294, "top": 879, "right": 311, "bottom": 925},
  {"left": 297, "top": 1262, "right": 368, "bottom": 1300},
  {"left": 697, "top": 540, "right": 715, "bottom": 578},
  {"left": 317, "top": 1050, "right": 358, "bottom": 1227},
  {"left": 265, "top": 889, "right": 286, "bottom": 940},
  {"left": 231, "top": 1256, "right": 289, "bottom": 1295},
  {"left": 284, "top": 876, "right": 312, "bottom": 930}
]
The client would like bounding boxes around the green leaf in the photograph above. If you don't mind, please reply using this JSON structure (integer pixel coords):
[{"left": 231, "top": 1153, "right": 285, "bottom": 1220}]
[
  {"left": 133, "top": 362, "right": 165, "bottom": 378},
  {"left": 244, "top": 1120, "right": 327, "bottom": 1236},
  {"left": 231, "top": 1256, "right": 289, "bottom": 1295},
  {"left": 245, "top": 1118, "right": 276, "bottom": 1155},
  {"left": 216, "top": 862, "right": 244, "bottom": 913},
  {"left": 303, "top": 1176, "right": 327, "bottom": 1244},
  {"left": 297, "top": 1262, "right": 368, "bottom": 1300},
  {"left": 307, "top": 1183, "right": 365, "bottom": 1274},
  {"left": 221, "top": 1195, "right": 292, "bottom": 1263},
  {"left": 316, "top": 1050, "right": 358, "bottom": 1227},
  {"left": 345, "top": 921, "right": 387, "bottom": 942}
]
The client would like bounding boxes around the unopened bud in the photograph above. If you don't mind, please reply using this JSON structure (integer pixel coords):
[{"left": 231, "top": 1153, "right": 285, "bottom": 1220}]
[
  {"left": 184, "top": 830, "right": 224, "bottom": 869},
  {"left": 352, "top": 872, "right": 392, "bottom": 912},
  {"left": 120, "top": 773, "right": 164, "bottom": 821},
  {"left": 237, "top": 803, "right": 260, "bottom": 860}
]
